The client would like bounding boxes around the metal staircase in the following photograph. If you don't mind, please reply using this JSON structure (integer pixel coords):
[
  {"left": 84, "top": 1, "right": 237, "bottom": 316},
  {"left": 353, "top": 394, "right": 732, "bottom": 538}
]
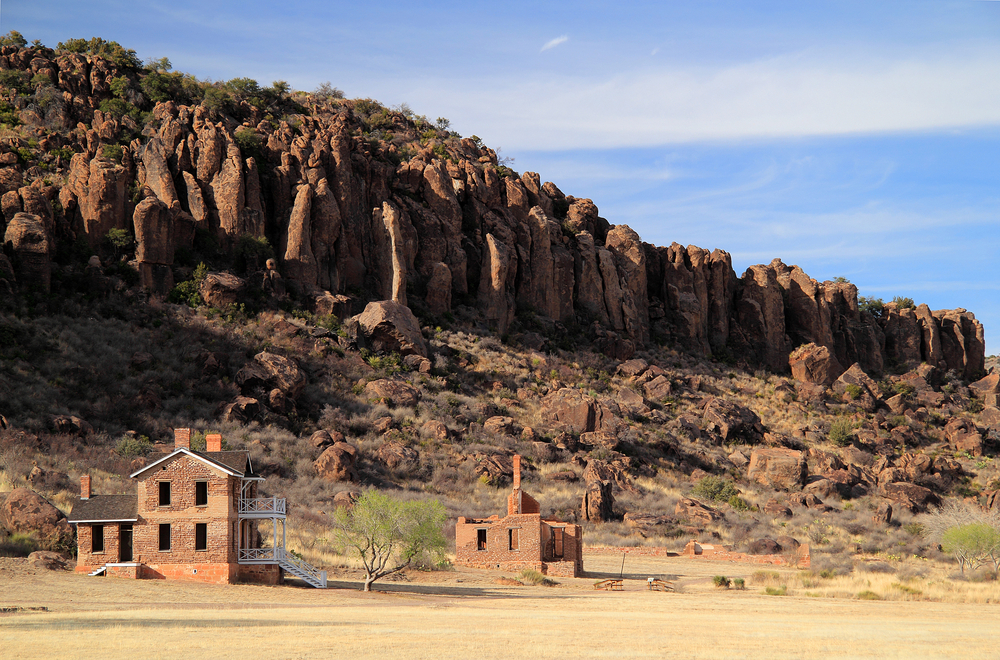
[
  {"left": 238, "top": 493, "right": 327, "bottom": 588},
  {"left": 88, "top": 565, "right": 108, "bottom": 576}
]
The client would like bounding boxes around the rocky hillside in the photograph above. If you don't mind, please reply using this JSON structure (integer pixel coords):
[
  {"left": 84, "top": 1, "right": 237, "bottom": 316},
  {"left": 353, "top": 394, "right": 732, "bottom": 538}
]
[
  {"left": 2, "top": 38, "right": 998, "bottom": 575},
  {"left": 0, "top": 41, "right": 985, "bottom": 379}
]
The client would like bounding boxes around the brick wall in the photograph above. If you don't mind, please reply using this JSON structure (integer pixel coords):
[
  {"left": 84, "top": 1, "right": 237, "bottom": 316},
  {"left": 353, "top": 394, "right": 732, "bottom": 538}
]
[
  {"left": 238, "top": 563, "right": 284, "bottom": 585},
  {"left": 456, "top": 514, "right": 543, "bottom": 569},
  {"left": 139, "top": 562, "right": 237, "bottom": 584},
  {"left": 134, "top": 455, "right": 239, "bottom": 567},
  {"left": 76, "top": 523, "right": 122, "bottom": 570}
]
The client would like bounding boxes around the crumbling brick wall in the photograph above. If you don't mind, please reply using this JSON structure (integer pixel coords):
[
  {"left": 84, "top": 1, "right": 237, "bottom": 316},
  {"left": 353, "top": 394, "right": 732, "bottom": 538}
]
[{"left": 75, "top": 523, "right": 122, "bottom": 571}]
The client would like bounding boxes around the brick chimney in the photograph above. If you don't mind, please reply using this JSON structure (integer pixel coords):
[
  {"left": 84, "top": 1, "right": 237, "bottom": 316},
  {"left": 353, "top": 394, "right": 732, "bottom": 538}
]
[
  {"left": 80, "top": 475, "right": 91, "bottom": 500},
  {"left": 512, "top": 454, "right": 521, "bottom": 490},
  {"left": 174, "top": 428, "right": 191, "bottom": 450},
  {"left": 206, "top": 433, "right": 222, "bottom": 452}
]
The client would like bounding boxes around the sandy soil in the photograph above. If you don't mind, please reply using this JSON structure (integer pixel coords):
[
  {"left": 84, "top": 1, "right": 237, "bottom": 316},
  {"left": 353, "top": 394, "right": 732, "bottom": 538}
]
[{"left": 1, "top": 554, "right": 998, "bottom": 659}]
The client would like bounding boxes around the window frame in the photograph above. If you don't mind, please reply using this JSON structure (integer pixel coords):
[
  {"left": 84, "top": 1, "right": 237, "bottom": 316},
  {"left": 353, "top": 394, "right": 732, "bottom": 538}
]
[
  {"left": 195, "top": 481, "right": 208, "bottom": 507},
  {"left": 476, "top": 528, "right": 487, "bottom": 551},
  {"left": 195, "top": 523, "right": 208, "bottom": 552},
  {"left": 158, "top": 523, "right": 171, "bottom": 552},
  {"left": 158, "top": 481, "right": 171, "bottom": 507},
  {"left": 92, "top": 524, "right": 105, "bottom": 554},
  {"left": 508, "top": 527, "right": 520, "bottom": 552}
]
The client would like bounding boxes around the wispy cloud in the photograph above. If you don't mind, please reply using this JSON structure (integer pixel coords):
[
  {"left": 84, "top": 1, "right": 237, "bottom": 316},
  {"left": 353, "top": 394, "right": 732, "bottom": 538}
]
[{"left": 541, "top": 35, "right": 569, "bottom": 52}]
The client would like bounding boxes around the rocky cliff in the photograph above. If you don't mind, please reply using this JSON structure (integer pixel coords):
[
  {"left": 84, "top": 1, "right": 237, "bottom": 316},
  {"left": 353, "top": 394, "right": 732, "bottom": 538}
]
[{"left": 0, "top": 44, "right": 985, "bottom": 380}]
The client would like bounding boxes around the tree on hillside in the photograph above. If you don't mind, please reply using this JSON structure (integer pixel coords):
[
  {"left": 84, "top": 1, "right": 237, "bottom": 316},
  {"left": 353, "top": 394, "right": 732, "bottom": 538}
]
[{"left": 329, "top": 490, "right": 446, "bottom": 591}]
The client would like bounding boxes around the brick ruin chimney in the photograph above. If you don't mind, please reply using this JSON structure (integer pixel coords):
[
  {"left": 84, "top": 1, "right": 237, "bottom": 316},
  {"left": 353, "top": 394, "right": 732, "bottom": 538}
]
[
  {"left": 206, "top": 433, "right": 222, "bottom": 452},
  {"left": 512, "top": 454, "right": 521, "bottom": 490},
  {"left": 174, "top": 428, "right": 191, "bottom": 450},
  {"left": 80, "top": 475, "right": 91, "bottom": 500}
]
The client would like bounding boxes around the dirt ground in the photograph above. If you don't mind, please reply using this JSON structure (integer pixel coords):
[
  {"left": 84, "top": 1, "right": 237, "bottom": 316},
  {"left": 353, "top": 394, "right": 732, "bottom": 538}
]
[{"left": 1, "top": 553, "right": 998, "bottom": 659}]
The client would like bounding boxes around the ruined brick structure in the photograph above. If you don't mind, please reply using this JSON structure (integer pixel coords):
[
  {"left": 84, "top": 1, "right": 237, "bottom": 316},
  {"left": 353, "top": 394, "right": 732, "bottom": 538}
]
[
  {"left": 68, "top": 429, "right": 326, "bottom": 587},
  {"left": 455, "top": 455, "right": 583, "bottom": 577}
]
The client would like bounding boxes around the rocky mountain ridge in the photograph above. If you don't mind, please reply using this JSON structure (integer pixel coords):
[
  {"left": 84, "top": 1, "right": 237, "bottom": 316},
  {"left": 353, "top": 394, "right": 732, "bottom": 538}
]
[{"left": 0, "top": 42, "right": 985, "bottom": 384}]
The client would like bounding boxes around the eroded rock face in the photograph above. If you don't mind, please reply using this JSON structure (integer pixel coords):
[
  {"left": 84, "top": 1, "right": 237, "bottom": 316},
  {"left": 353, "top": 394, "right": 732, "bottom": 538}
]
[
  {"left": 541, "top": 388, "right": 619, "bottom": 434},
  {"left": 3, "top": 212, "right": 51, "bottom": 291},
  {"left": 789, "top": 343, "right": 843, "bottom": 386},
  {"left": 747, "top": 448, "right": 806, "bottom": 490},
  {"left": 356, "top": 300, "right": 427, "bottom": 357},
  {"left": 581, "top": 480, "right": 614, "bottom": 522},
  {"left": 881, "top": 482, "right": 940, "bottom": 513},
  {"left": 702, "top": 398, "right": 764, "bottom": 444},
  {"left": 674, "top": 497, "right": 722, "bottom": 526},
  {"left": 199, "top": 272, "right": 247, "bottom": 307},
  {"left": 253, "top": 352, "right": 307, "bottom": 399},
  {"left": 363, "top": 379, "right": 420, "bottom": 407}
]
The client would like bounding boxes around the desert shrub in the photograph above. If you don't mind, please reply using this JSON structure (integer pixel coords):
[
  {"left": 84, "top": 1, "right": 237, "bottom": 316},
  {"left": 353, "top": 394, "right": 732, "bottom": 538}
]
[
  {"left": 892, "top": 296, "right": 916, "bottom": 310},
  {"left": 764, "top": 585, "right": 787, "bottom": 596},
  {"left": 313, "top": 82, "right": 345, "bottom": 99},
  {"left": 519, "top": 569, "right": 556, "bottom": 586},
  {"left": 727, "top": 495, "right": 750, "bottom": 511},
  {"left": 58, "top": 37, "right": 142, "bottom": 69},
  {"left": 858, "top": 296, "right": 885, "bottom": 319},
  {"left": 857, "top": 590, "right": 881, "bottom": 600},
  {"left": 0, "top": 531, "right": 38, "bottom": 557},
  {"left": 844, "top": 384, "right": 863, "bottom": 400},
  {"left": 828, "top": 418, "right": 855, "bottom": 447},
  {"left": 733, "top": 577, "right": 745, "bottom": 590},
  {"left": 167, "top": 262, "right": 208, "bottom": 307},
  {"left": 858, "top": 561, "right": 895, "bottom": 574},
  {"left": 712, "top": 575, "right": 731, "bottom": 588},
  {"left": 115, "top": 434, "right": 151, "bottom": 458},
  {"left": 234, "top": 234, "right": 273, "bottom": 274},
  {"left": 0, "top": 30, "right": 27, "bottom": 47},
  {"left": 693, "top": 475, "right": 739, "bottom": 503},
  {"left": 234, "top": 127, "right": 263, "bottom": 161},
  {"left": 100, "top": 143, "right": 124, "bottom": 163},
  {"left": 750, "top": 569, "right": 782, "bottom": 585}
]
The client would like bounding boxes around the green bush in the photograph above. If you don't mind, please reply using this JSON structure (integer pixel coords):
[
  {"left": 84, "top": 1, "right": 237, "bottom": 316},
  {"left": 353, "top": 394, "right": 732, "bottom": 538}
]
[
  {"left": 857, "top": 590, "right": 881, "bottom": 600},
  {"left": 727, "top": 495, "right": 751, "bottom": 512},
  {"left": 167, "top": 262, "right": 208, "bottom": 307},
  {"left": 234, "top": 127, "right": 263, "bottom": 161},
  {"left": 733, "top": 578, "right": 745, "bottom": 590},
  {"left": 115, "top": 434, "right": 151, "bottom": 457},
  {"left": 712, "top": 575, "right": 731, "bottom": 589},
  {"left": 100, "top": 143, "right": 124, "bottom": 163},
  {"left": 859, "top": 296, "right": 885, "bottom": 319},
  {"left": 844, "top": 384, "right": 863, "bottom": 400},
  {"left": 519, "top": 569, "right": 556, "bottom": 586},
  {"left": 764, "top": 585, "right": 788, "bottom": 596},
  {"left": 828, "top": 418, "right": 855, "bottom": 447},
  {"left": 693, "top": 475, "right": 740, "bottom": 503},
  {"left": 234, "top": 234, "right": 273, "bottom": 274},
  {"left": 57, "top": 37, "right": 142, "bottom": 69},
  {"left": 892, "top": 296, "right": 916, "bottom": 309},
  {"left": 0, "top": 30, "right": 27, "bottom": 47}
]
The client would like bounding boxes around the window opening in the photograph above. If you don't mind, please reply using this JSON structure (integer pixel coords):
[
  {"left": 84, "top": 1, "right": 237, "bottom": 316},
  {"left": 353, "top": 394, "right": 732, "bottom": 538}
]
[
  {"left": 477, "top": 528, "right": 487, "bottom": 551},
  {"left": 508, "top": 528, "right": 519, "bottom": 551},
  {"left": 92, "top": 524, "right": 104, "bottom": 553},
  {"left": 195, "top": 481, "right": 208, "bottom": 506},
  {"left": 158, "top": 481, "right": 171, "bottom": 507},
  {"left": 159, "top": 523, "right": 171, "bottom": 551},
  {"left": 195, "top": 523, "right": 208, "bottom": 551}
]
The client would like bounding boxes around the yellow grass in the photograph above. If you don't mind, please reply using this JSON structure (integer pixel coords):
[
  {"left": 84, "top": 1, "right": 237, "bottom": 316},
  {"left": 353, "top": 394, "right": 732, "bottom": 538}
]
[{"left": 2, "top": 554, "right": 999, "bottom": 659}]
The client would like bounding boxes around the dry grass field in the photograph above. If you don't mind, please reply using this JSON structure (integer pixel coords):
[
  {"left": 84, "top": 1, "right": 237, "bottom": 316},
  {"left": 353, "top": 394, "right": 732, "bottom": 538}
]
[{"left": 2, "top": 553, "right": 999, "bottom": 659}]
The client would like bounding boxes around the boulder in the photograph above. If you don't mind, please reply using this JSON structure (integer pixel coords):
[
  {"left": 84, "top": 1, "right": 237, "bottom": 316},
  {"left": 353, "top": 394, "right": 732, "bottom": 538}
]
[
  {"left": 873, "top": 501, "right": 893, "bottom": 526},
  {"left": 702, "top": 398, "right": 764, "bottom": 443},
  {"left": 616, "top": 358, "right": 649, "bottom": 378},
  {"left": 981, "top": 406, "right": 1000, "bottom": 430},
  {"left": 421, "top": 420, "right": 449, "bottom": 440},
  {"left": 581, "top": 480, "right": 614, "bottom": 522},
  {"left": 789, "top": 343, "right": 843, "bottom": 386},
  {"left": 375, "top": 441, "right": 419, "bottom": 470},
  {"left": 643, "top": 375, "right": 673, "bottom": 402},
  {"left": 881, "top": 482, "right": 940, "bottom": 513},
  {"left": 747, "top": 448, "right": 806, "bottom": 490},
  {"left": 4, "top": 212, "right": 51, "bottom": 291},
  {"left": 363, "top": 379, "right": 420, "bottom": 407},
  {"left": 355, "top": 300, "right": 428, "bottom": 357},
  {"left": 582, "top": 458, "right": 634, "bottom": 492},
  {"left": 775, "top": 535, "right": 800, "bottom": 550},
  {"left": 221, "top": 396, "right": 260, "bottom": 423},
  {"left": 253, "top": 352, "right": 307, "bottom": 399},
  {"left": 763, "top": 499, "right": 793, "bottom": 518},
  {"left": 199, "top": 272, "right": 247, "bottom": 307},
  {"left": 28, "top": 550, "right": 70, "bottom": 571},
  {"left": 541, "top": 387, "right": 619, "bottom": 434},
  {"left": 27, "top": 465, "right": 70, "bottom": 492},
  {"left": 51, "top": 415, "right": 92, "bottom": 437},
  {"left": 623, "top": 512, "right": 677, "bottom": 534},
  {"left": 332, "top": 490, "right": 360, "bottom": 509},
  {"left": 483, "top": 416, "right": 515, "bottom": 436},
  {"left": 833, "top": 363, "right": 879, "bottom": 399},
  {"left": 674, "top": 497, "right": 722, "bottom": 526},
  {"left": 0, "top": 488, "right": 73, "bottom": 549},
  {"left": 748, "top": 538, "right": 782, "bottom": 555},
  {"left": 472, "top": 454, "right": 514, "bottom": 486},
  {"left": 547, "top": 470, "right": 579, "bottom": 482},
  {"left": 373, "top": 416, "right": 395, "bottom": 434},
  {"left": 313, "top": 442, "right": 359, "bottom": 482},
  {"left": 309, "top": 430, "right": 345, "bottom": 450},
  {"left": 789, "top": 492, "right": 831, "bottom": 511}
]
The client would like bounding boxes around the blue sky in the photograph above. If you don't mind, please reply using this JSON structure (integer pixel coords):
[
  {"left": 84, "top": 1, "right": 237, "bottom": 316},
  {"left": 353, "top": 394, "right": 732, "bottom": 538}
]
[{"left": 5, "top": 1, "right": 999, "bottom": 354}]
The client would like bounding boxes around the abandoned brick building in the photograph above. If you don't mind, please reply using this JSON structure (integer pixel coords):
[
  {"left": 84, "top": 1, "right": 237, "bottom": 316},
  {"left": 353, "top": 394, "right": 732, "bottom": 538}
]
[
  {"left": 67, "top": 428, "right": 326, "bottom": 587},
  {"left": 455, "top": 455, "right": 583, "bottom": 577}
]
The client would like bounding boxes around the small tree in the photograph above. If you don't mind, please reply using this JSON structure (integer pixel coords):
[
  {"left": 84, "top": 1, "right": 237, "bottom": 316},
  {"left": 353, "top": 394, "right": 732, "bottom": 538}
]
[
  {"left": 330, "top": 490, "right": 446, "bottom": 591},
  {"left": 942, "top": 523, "right": 1000, "bottom": 575}
]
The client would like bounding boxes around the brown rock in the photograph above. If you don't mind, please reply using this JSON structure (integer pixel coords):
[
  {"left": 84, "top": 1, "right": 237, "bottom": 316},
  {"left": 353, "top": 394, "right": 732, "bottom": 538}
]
[
  {"left": 4, "top": 212, "right": 51, "bottom": 291},
  {"left": 372, "top": 416, "right": 394, "bottom": 434},
  {"left": 981, "top": 406, "right": 1000, "bottom": 430},
  {"left": 789, "top": 493, "right": 831, "bottom": 511},
  {"left": 763, "top": 499, "right": 793, "bottom": 518},
  {"left": 421, "top": 420, "right": 449, "bottom": 440},
  {"left": 604, "top": 225, "right": 649, "bottom": 344},
  {"left": 541, "top": 387, "right": 618, "bottom": 434},
  {"left": 674, "top": 497, "right": 722, "bottom": 526},
  {"left": 199, "top": 272, "right": 247, "bottom": 307},
  {"left": 28, "top": 550, "right": 70, "bottom": 571},
  {"left": 472, "top": 454, "right": 514, "bottom": 486},
  {"left": 749, "top": 538, "right": 782, "bottom": 555},
  {"left": 616, "top": 358, "right": 649, "bottom": 378},
  {"left": 789, "top": 343, "right": 843, "bottom": 386},
  {"left": 253, "top": 352, "right": 307, "bottom": 399},
  {"left": 333, "top": 490, "right": 360, "bottom": 509},
  {"left": 0, "top": 488, "right": 73, "bottom": 549},
  {"left": 873, "top": 501, "right": 893, "bottom": 526},
  {"left": 425, "top": 262, "right": 452, "bottom": 315},
  {"left": 547, "top": 470, "right": 578, "bottom": 482},
  {"left": 221, "top": 396, "right": 260, "bottom": 423},
  {"left": 881, "top": 482, "right": 941, "bottom": 513},
  {"left": 582, "top": 480, "right": 614, "bottom": 522},
  {"left": 833, "top": 363, "right": 879, "bottom": 399},
  {"left": 375, "top": 441, "right": 419, "bottom": 470},
  {"left": 67, "top": 155, "right": 128, "bottom": 246},
  {"left": 643, "top": 375, "right": 672, "bottom": 401},
  {"left": 284, "top": 183, "right": 318, "bottom": 285},
  {"left": 484, "top": 416, "right": 515, "bottom": 436},
  {"left": 51, "top": 415, "right": 92, "bottom": 437},
  {"left": 313, "top": 442, "right": 359, "bottom": 482},
  {"left": 747, "top": 447, "right": 806, "bottom": 490},
  {"left": 27, "top": 466, "right": 69, "bottom": 491},
  {"left": 478, "top": 233, "right": 514, "bottom": 334},
  {"left": 356, "top": 300, "right": 428, "bottom": 357},
  {"left": 309, "top": 430, "right": 345, "bottom": 450},
  {"left": 623, "top": 512, "right": 677, "bottom": 534},
  {"left": 363, "top": 379, "right": 420, "bottom": 407},
  {"left": 702, "top": 398, "right": 764, "bottom": 443}
]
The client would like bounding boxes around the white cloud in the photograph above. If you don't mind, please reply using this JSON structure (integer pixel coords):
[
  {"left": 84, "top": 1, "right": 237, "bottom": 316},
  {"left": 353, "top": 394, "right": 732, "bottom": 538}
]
[
  {"left": 399, "top": 44, "right": 1000, "bottom": 150},
  {"left": 540, "top": 35, "right": 569, "bottom": 52}
]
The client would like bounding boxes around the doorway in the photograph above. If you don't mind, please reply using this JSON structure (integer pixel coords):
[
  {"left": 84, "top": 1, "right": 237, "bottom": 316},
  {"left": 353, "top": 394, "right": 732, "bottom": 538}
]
[{"left": 119, "top": 524, "right": 133, "bottom": 562}]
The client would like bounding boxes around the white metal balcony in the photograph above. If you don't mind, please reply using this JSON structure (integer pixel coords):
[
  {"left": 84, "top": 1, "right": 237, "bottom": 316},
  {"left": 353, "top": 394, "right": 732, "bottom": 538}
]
[{"left": 239, "top": 496, "right": 286, "bottom": 518}]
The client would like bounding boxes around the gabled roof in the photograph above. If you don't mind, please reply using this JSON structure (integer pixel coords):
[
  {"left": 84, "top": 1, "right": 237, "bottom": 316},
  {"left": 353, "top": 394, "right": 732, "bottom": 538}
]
[
  {"left": 129, "top": 447, "right": 255, "bottom": 479},
  {"left": 67, "top": 494, "right": 138, "bottom": 523}
]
